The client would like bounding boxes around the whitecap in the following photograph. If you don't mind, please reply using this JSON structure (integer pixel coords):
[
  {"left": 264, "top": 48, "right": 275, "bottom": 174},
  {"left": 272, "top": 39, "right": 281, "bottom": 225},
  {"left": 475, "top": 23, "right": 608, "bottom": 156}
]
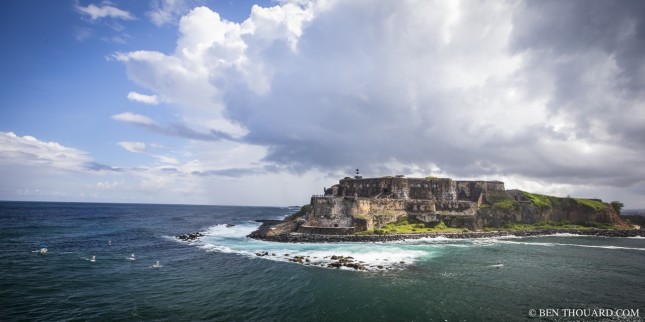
[
  {"left": 193, "top": 223, "right": 439, "bottom": 271},
  {"left": 495, "top": 240, "right": 645, "bottom": 251},
  {"left": 203, "top": 222, "right": 260, "bottom": 239}
]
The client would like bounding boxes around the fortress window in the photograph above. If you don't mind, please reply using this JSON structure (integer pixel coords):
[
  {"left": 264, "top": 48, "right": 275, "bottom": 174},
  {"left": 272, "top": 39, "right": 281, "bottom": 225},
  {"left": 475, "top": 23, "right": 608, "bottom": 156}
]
[{"left": 383, "top": 188, "right": 389, "bottom": 194}]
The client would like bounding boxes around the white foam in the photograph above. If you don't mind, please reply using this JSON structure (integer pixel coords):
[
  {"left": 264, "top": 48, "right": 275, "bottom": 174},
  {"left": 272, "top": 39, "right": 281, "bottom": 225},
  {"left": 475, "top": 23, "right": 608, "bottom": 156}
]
[
  {"left": 194, "top": 223, "right": 435, "bottom": 270},
  {"left": 568, "top": 244, "right": 645, "bottom": 251},
  {"left": 496, "top": 240, "right": 645, "bottom": 251},
  {"left": 188, "top": 223, "right": 645, "bottom": 271},
  {"left": 203, "top": 222, "right": 260, "bottom": 239}
]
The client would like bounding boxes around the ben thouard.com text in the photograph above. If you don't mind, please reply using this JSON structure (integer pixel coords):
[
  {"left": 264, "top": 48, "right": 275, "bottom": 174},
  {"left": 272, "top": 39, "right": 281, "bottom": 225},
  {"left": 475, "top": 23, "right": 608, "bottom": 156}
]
[{"left": 529, "top": 308, "right": 640, "bottom": 318}]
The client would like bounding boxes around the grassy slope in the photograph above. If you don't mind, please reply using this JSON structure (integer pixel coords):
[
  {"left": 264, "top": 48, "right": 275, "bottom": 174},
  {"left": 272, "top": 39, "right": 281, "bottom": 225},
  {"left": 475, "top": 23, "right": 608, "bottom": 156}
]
[{"left": 355, "top": 217, "right": 464, "bottom": 235}]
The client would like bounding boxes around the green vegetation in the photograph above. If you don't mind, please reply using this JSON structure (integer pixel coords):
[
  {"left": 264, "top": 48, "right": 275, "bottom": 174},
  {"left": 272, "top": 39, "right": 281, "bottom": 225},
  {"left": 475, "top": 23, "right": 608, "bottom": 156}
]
[
  {"left": 489, "top": 190, "right": 610, "bottom": 213},
  {"left": 355, "top": 217, "right": 463, "bottom": 235},
  {"left": 610, "top": 201, "right": 624, "bottom": 215},
  {"left": 521, "top": 191, "right": 552, "bottom": 210},
  {"left": 492, "top": 200, "right": 520, "bottom": 211},
  {"left": 574, "top": 198, "right": 607, "bottom": 211},
  {"left": 285, "top": 204, "right": 311, "bottom": 221},
  {"left": 483, "top": 220, "right": 614, "bottom": 231}
]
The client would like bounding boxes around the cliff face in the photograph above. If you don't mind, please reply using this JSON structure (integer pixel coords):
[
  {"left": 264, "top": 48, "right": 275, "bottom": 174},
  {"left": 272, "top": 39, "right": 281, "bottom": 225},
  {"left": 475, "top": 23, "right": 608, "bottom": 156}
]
[
  {"left": 475, "top": 190, "right": 628, "bottom": 229},
  {"left": 298, "top": 176, "right": 628, "bottom": 233},
  {"left": 476, "top": 199, "right": 627, "bottom": 229}
]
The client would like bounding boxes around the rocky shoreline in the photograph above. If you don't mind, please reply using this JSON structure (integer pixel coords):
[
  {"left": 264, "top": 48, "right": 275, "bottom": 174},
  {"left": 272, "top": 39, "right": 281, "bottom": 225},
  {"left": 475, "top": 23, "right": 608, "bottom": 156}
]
[{"left": 247, "top": 228, "right": 644, "bottom": 243}]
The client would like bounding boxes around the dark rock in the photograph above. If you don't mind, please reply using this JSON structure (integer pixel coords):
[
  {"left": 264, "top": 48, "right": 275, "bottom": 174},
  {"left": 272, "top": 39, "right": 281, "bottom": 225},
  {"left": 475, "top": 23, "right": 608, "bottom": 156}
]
[
  {"left": 176, "top": 231, "right": 205, "bottom": 241},
  {"left": 247, "top": 229, "right": 643, "bottom": 243}
]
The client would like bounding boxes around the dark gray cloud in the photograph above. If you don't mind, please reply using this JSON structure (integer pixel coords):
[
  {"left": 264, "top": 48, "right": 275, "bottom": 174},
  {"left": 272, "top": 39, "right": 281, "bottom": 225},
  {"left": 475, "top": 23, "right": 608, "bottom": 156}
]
[
  {"left": 118, "top": 0, "right": 645, "bottom": 197},
  {"left": 113, "top": 112, "right": 239, "bottom": 142},
  {"left": 191, "top": 167, "right": 268, "bottom": 177},
  {"left": 224, "top": 0, "right": 645, "bottom": 189},
  {"left": 84, "top": 162, "right": 123, "bottom": 172},
  {"left": 510, "top": 0, "right": 645, "bottom": 146}
]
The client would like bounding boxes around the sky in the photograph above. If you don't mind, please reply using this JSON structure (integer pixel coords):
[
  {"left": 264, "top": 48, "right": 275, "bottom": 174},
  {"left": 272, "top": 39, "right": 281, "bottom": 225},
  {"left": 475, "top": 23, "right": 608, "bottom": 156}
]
[{"left": 1, "top": 0, "right": 644, "bottom": 208}]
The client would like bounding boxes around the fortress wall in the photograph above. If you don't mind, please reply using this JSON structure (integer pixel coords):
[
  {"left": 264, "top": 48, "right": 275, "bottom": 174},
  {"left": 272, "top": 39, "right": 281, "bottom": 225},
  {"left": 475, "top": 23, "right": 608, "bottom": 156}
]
[
  {"left": 435, "top": 200, "right": 477, "bottom": 211},
  {"left": 307, "top": 196, "right": 447, "bottom": 231},
  {"left": 333, "top": 177, "right": 473, "bottom": 201},
  {"left": 307, "top": 197, "right": 355, "bottom": 228},
  {"left": 427, "top": 178, "right": 458, "bottom": 201},
  {"left": 308, "top": 177, "right": 501, "bottom": 231},
  {"left": 485, "top": 181, "right": 505, "bottom": 192},
  {"left": 455, "top": 181, "right": 484, "bottom": 202},
  {"left": 335, "top": 178, "right": 390, "bottom": 198},
  {"left": 359, "top": 198, "right": 409, "bottom": 230}
]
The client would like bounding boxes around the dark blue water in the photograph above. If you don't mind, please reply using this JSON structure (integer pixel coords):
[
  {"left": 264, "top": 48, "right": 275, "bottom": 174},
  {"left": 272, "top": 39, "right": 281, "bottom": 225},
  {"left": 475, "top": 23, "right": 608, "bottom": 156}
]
[{"left": 1, "top": 201, "right": 644, "bottom": 321}]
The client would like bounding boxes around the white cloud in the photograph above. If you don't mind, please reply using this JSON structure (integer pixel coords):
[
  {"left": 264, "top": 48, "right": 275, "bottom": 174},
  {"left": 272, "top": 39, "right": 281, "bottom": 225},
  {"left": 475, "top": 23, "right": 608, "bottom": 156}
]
[
  {"left": 127, "top": 91, "right": 159, "bottom": 105},
  {"left": 0, "top": 131, "right": 91, "bottom": 172},
  {"left": 93, "top": 180, "right": 124, "bottom": 190},
  {"left": 117, "top": 141, "right": 147, "bottom": 153},
  {"left": 154, "top": 155, "right": 179, "bottom": 164},
  {"left": 112, "top": 112, "right": 156, "bottom": 126},
  {"left": 117, "top": 140, "right": 179, "bottom": 164},
  {"left": 76, "top": 3, "right": 135, "bottom": 21}
]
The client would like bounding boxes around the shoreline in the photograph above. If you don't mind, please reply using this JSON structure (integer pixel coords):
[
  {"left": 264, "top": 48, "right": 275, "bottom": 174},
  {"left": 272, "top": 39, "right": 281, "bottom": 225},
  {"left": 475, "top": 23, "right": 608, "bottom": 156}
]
[{"left": 247, "top": 228, "right": 644, "bottom": 243}]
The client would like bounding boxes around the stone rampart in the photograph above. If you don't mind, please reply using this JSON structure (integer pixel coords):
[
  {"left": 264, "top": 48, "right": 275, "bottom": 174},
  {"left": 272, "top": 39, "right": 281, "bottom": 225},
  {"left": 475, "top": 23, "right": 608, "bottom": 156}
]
[
  {"left": 325, "top": 176, "right": 504, "bottom": 203},
  {"left": 309, "top": 176, "right": 506, "bottom": 232},
  {"left": 297, "top": 226, "right": 355, "bottom": 235}
]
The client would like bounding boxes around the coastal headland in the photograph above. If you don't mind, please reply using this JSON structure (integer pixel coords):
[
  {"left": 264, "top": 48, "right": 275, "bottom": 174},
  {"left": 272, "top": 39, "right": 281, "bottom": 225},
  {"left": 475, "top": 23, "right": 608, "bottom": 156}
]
[{"left": 247, "top": 175, "right": 641, "bottom": 241}]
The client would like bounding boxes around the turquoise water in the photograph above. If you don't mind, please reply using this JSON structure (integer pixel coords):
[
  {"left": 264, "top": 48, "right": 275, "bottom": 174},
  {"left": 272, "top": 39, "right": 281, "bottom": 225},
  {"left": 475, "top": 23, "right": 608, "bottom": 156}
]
[{"left": 1, "top": 201, "right": 644, "bottom": 321}]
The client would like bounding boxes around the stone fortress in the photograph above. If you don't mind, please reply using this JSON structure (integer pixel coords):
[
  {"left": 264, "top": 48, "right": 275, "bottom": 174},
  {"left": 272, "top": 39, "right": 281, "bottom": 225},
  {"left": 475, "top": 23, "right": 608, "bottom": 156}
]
[
  {"left": 300, "top": 174, "right": 506, "bottom": 234},
  {"left": 245, "top": 172, "right": 628, "bottom": 240}
]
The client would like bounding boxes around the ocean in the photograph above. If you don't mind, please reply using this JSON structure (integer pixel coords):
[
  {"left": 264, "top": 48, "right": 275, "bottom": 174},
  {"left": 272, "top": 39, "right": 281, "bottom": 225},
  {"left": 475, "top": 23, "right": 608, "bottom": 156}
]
[{"left": 1, "top": 201, "right": 644, "bottom": 321}]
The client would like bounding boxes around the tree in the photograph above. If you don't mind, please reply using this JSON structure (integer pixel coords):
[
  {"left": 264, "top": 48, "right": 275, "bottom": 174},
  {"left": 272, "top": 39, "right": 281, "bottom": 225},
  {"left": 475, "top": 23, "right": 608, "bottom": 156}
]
[{"left": 610, "top": 201, "right": 624, "bottom": 215}]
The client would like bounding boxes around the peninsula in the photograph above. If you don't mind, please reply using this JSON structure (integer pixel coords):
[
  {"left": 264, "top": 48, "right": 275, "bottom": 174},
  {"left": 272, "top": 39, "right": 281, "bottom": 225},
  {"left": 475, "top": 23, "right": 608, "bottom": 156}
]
[{"left": 248, "top": 175, "right": 639, "bottom": 242}]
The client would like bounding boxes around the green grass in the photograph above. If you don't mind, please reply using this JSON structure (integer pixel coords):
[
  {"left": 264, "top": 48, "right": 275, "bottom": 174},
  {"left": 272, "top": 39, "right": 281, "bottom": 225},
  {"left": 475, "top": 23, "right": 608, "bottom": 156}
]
[
  {"left": 483, "top": 220, "right": 615, "bottom": 231},
  {"left": 492, "top": 200, "right": 520, "bottom": 211},
  {"left": 574, "top": 198, "right": 607, "bottom": 211},
  {"left": 355, "top": 217, "right": 463, "bottom": 235},
  {"left": 521, "top": 191, "right": 552, "bottom": 209},
  {"left": 284, "top": 204, "right": 311, "bottom": 221}
]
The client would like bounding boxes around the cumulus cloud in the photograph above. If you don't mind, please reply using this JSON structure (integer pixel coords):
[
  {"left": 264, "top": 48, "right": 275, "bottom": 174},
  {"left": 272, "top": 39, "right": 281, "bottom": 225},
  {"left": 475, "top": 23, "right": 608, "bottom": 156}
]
[
  {"left": 127, "top": 91, "right": 159, "bottom": 105},
  {"left": 114, "top": 0, "right": 645, "bottom": 205},
  {"left": 76, "top": 3, "right": 135, "bottom": 21},
  {"left": 0, "top": 131, "right": 92, "bottom": 172}
]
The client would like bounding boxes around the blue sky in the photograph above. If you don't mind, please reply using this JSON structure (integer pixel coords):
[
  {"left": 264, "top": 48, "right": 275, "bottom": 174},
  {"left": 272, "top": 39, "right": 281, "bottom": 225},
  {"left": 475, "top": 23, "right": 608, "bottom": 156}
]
[{"left": 1, "top": 0, "right": 645, "bottom": 207}]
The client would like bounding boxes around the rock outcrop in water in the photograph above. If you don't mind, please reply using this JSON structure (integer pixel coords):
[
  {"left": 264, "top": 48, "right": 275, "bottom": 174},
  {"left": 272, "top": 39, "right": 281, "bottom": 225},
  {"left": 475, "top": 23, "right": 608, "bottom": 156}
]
[{"left": 249, "top": 175, "right": 630, "bottom": 239}]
